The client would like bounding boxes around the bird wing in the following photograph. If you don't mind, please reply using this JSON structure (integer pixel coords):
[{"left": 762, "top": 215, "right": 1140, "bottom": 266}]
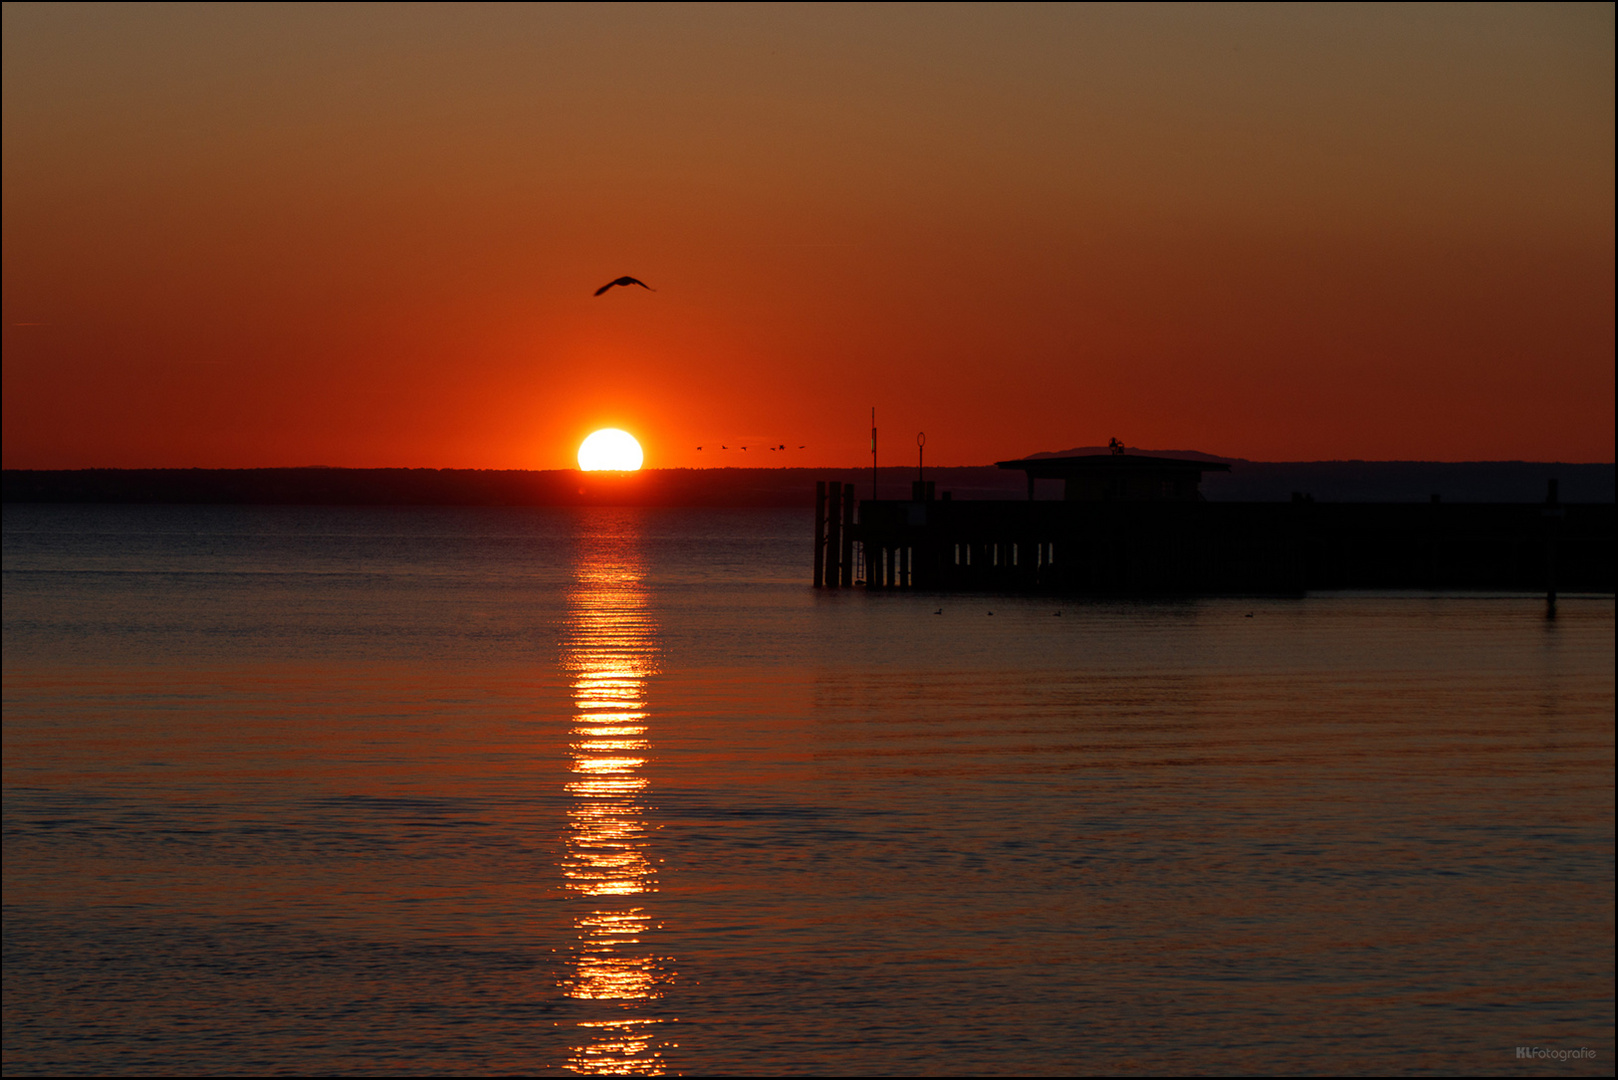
[{"left": 594, "top": 276, "right": 654, "bottom": 296}]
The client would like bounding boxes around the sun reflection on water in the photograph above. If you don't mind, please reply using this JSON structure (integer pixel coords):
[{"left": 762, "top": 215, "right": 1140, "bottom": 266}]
[{"left": 561, "top": 541, "right": 672, "bottom": 1074}]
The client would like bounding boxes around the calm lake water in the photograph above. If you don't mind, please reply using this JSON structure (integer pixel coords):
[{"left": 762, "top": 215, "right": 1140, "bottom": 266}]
[{"left": 3, "top": 505, "right": 1613, "bottom": 1075}]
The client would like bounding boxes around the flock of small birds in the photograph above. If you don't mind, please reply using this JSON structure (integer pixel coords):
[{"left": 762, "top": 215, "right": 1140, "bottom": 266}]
[
  {"left": 695, "top": 444, "right": 808, "bottom": 452},
  {"left": 597, "top": 276, "right": 806, "bottom": 453}
]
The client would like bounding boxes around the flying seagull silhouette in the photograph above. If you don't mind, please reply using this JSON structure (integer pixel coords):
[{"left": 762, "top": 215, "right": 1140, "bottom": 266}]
[{"left": 594, "top": 276, "right": 654, "bottom": 296}]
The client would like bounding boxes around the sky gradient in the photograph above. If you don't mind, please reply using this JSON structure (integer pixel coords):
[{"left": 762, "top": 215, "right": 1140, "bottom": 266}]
[{"left": 4, "top": 3, "right": 1613, "bottom": 469}]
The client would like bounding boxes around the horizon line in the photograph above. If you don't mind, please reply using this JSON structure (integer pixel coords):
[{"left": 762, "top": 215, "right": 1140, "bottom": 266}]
[{"left": 4, "top": 458, "right": 1617, "bottom": 472}]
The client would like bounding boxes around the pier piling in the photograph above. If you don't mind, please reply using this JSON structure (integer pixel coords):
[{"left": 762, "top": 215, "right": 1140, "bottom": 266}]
[
  {"left": 840, "top": 484, "right": 855, "bottom": 587},
  {"left": 825, "top": 482, "right": 842, "bottom": 588},
  {"left": 813, "top": 481, "right": 827, "bottom": 588},
  {"left": 1546, "top": 477, "right": 1562, "bottom": 617}
]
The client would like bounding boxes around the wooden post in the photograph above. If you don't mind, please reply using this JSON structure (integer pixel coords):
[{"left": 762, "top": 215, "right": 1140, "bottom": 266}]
[
  {"left": 1546, "top": 477, "right": 1560, "bottom": 617},
  {"left": 841, "top": 484, "right": 855, "bottom": 587},
  {"left": 826, "top": 482, "right": 842, "bottom": 589},
  {"left": 813, "top": 481, "right": 827, "bottom": 588},
  {"left": 1426, "top": 492, "right": 1440, "bottom": 589}
]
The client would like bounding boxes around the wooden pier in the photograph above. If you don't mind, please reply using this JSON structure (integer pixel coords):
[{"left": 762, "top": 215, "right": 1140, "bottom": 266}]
[{"left": 813, "top": 455, "right": 1615, "bottom": 594}]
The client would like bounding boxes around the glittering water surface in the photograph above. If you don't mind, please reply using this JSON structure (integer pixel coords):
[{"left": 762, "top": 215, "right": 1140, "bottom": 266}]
[{"left": 3, "top": 505, "right": 1612, "bottom": 1075}]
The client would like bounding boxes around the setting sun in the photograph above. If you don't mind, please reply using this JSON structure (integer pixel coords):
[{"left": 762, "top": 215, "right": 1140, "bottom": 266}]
[{"left": 577, "top": 429, "right": 644, "bottom": 472}]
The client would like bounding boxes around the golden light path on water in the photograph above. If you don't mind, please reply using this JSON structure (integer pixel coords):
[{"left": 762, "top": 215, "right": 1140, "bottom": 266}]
[{"left": 561, "top": 530, "right": 671, "bottom": 1075}]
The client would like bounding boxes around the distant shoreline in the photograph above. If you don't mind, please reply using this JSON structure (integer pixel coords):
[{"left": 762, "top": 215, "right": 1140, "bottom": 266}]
[{"left": 3, "top": 462, "right": 1613, "bottom": 506}]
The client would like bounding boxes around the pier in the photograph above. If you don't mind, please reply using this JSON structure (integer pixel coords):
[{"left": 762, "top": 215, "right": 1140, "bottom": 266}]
[{"left": 814, "top": 454, "right": 1615, "bottom": 594}]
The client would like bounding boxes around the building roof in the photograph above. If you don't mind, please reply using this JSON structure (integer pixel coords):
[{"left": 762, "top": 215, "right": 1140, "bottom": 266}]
[{"left": 996, "top": 453, "right": 1231, "bottom": 478}]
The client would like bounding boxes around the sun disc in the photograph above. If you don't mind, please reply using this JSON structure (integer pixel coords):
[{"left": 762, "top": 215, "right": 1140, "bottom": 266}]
[{"left": 578, "top": 429, "right": 644, "bottom": 471}]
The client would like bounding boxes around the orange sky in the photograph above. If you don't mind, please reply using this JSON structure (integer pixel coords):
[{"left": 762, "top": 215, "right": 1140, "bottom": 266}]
[{"left": 4, "top": 4, "right": 1613, "bottom": 469}]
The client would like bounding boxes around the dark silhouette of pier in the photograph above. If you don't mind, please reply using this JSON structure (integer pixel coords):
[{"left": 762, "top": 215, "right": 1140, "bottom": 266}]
[{"left": 814, "top": 454, "right": 1615, "bottom": 595}]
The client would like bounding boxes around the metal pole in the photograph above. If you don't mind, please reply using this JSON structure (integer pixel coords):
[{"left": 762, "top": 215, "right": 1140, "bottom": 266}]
[{"left": 871, "top": 407, "right": 877, "bottom": 501}]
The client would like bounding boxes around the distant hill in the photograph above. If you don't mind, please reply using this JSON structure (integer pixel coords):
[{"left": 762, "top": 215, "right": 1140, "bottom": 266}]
[{"left": 1025, "top": 446, "right": 1236, "bottom": 464}]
